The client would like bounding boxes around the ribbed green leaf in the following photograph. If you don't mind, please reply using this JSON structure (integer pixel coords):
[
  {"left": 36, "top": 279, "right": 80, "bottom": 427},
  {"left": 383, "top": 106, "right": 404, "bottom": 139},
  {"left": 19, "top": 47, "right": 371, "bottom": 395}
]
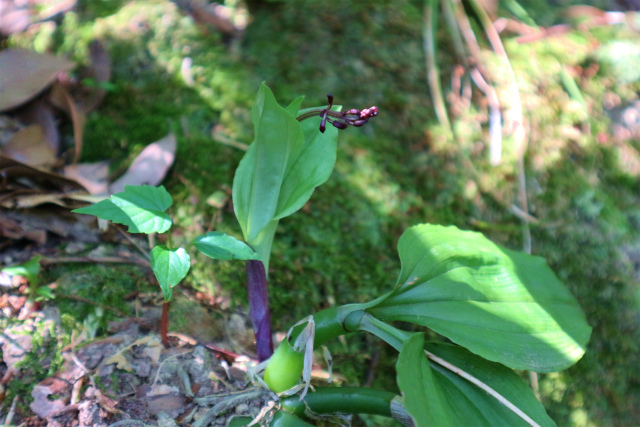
[
  {"left": 150, "top": 245, "right": 190, "bottom": 302},
  {"left": 73, "top": 185, "right": 172, "bottom": 234},
  {"left": 369, "top": 224, "right": 591, "bottom": 372},
  {"left": 424, "top": 342, "right": 556, "bottom": 427},
  {"left": 193, "top": 231, "right": 260, "bottom": 261},
  {"left": 397, "top": 333, "right": 457, "bottom": 427},
  {"left": 232, "top": 84, "right": 338, "bottom": 265},
  {"left": 398, "top": 334, "right": 557, "bottom": 427}
]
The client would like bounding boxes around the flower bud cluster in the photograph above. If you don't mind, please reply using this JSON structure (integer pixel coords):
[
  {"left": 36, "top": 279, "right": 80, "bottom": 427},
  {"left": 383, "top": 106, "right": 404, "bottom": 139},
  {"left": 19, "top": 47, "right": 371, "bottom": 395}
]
[{"left": 297, "top": 94, "right": 379, "bottom": 133}]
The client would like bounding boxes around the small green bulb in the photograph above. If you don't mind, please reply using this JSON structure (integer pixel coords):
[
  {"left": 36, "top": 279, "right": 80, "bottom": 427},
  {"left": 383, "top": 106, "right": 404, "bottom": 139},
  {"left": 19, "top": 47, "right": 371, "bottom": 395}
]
[{"left": 263, "top": 339, "right": 305, "bottom": 393}]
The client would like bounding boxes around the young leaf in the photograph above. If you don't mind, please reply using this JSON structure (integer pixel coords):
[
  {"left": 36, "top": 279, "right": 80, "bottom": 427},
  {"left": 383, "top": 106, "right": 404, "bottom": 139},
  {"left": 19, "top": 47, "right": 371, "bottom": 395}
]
[
  {"left": 368, "top": 224, "right": 591, "bottom": 372},
  {"left": 193, "top": 231, "right": 260, "bottom": 261},
  {"left": 73, "top": 185, "right": 173, "bottom": 234},
  {"left": 2, "top": 254, "right": 41, "bottom": 283},
  {"left": 232, "top": 84, "right": 338, "bottom": 265},
  {"left": 149, "top": 245, "right": 190, "bottom": 302},
  {"left": 396, "top": 333, "right": 457, "bottom": 427}
]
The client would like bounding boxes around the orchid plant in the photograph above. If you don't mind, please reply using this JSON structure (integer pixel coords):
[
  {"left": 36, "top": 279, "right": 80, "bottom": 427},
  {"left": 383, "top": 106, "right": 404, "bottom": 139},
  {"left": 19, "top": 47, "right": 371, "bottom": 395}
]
[{"left": 73, "top": 83, "right": 590, "bottom": 427}]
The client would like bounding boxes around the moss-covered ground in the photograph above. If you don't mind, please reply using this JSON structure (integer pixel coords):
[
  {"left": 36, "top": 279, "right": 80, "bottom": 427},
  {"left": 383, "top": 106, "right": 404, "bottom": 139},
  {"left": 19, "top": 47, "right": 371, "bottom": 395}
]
[{"left": 7, "top": 1, "right": 640, "bottom": 425}]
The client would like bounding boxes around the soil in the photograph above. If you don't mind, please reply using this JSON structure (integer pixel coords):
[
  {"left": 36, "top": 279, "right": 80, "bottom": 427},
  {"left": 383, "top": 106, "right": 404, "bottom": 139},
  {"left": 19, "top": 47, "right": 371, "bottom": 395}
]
[{"left": 0, "top": 258, "right": 273, "bottom": 427}]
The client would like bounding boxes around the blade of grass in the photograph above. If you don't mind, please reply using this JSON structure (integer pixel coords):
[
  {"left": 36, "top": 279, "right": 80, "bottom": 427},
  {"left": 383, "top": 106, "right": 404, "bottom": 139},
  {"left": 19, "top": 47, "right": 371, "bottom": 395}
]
[
  {"left": 466, "top": 0, "right": 526, "bottom": 160},
  {"left": 424, "top": 0, "right": 453, "bottom": 136}
]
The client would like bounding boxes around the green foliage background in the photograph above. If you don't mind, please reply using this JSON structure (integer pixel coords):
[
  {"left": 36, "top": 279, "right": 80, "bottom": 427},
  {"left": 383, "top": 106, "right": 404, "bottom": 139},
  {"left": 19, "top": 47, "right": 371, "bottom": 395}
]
[{"left": 9, "top": 0, "right": 640, "bottom": 425}]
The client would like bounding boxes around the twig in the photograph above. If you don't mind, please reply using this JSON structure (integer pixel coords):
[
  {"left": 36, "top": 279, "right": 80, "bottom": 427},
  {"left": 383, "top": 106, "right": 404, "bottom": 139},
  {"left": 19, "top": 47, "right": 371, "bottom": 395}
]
[
  {"left": 425, "top": 350, "right": 541, "bottom": 427},
  {"left": 212, "top": 131, "right": 249, "bottom": 151},
  {"left": 40, "top": 255, "right": 149, "bottom": 268},
  {"left": 112, "top": 224, "right": 150, "bottom": 259},
  {"left": 152, "top": 351, "right": 190, "bottom": 387},
  {"left": 4, "top": 395, "right": 18, "bottom": 426},
  {"left": 192, "top": 388, "right": 265, "bottom": 427}
]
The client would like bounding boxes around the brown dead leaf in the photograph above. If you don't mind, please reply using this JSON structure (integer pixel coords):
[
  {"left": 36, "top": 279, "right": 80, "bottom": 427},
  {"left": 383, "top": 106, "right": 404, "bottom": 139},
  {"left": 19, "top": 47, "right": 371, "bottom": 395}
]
[
  {"left": 104, "top": 353, "right": 133, "bottom": 372},
  {"left": 109, "top": 133, "right": 176, "bottom": 193},
  {"left": 0, "top": 214, "right": 47, "bottom": 244},
  {"left": 1, "top": 192, "right": 73, "bottom": 209},
  {"left": 49, "top": 82, "right": 85, "bottom": 163},
  {"left": 1, "top": 125, "right": 57, "bottom": 167},
  {"left": 0, "top": 2, "right": 31, "bottom": 36},
  {"left": 0, "top": 50, "right": 74, "bottom": 112},
  {"left": 14, "top": 99, "right": 60, "bottom": 153},
  {"left": 0, "top": 155, "right": 86, "bottom": 192},
  {"left": 64, "top": 161, "right": 110, "bottom": 195}
]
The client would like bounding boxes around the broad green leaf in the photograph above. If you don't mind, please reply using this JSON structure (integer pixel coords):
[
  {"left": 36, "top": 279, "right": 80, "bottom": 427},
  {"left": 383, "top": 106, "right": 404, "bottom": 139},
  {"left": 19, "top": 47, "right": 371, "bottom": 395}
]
[
  {"left": 397, "top": 333, "right": 457, "bottom": 427},
  {"left": 73, "top": 185, "right": 172, "bottom": 234},
  {"left": 398, "top": 335, "right": 556, "bottom": 427},
  {"left": 193, "top": 231, "right": 260, "bottom": 261},
  {"left": 232, "top": 84, "right": 338, "bottom": 265},
  {"left": 150, "top": 245, "right": 190, "bottom": 302},
  {"left": 424, "top": 342, "right": 556, "bottom": 427},
  {"left": 2, "top": 254, "right": 41, "bottom": 283},
  {"left": 368, "top": 224, "right": 591, "bottom": 372}
]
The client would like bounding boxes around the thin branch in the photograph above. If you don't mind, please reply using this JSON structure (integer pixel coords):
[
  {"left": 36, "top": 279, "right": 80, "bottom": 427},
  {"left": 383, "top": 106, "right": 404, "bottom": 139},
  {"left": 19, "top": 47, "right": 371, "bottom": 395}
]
[
  {"left": 425, "top": 350, "right": 541, "bottom": 427},
  {"left": 3, "top": 395, "right": 18, "bottom": 426},
  {"left": 40, "top": 255, "right": 149, "bottom": 268},
  {"left": 112, "top": 224, "right": 150, "bottom": 259}
]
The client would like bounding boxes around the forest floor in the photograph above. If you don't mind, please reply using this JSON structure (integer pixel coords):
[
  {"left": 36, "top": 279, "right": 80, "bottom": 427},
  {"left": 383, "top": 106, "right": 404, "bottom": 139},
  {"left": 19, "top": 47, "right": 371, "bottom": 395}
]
[{"left": 2, "top": 1, "right": 640, "bottom": 426}]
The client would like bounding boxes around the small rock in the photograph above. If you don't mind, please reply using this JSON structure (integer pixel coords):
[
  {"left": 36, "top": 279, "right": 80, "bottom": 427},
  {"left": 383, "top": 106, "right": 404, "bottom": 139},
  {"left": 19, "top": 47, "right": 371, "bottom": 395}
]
[
  {"left": 235, "top": 403, "right": 249, "bottom": 414},
  {"left": 157, "top": 412, "right": 179, "bottom": 427}
]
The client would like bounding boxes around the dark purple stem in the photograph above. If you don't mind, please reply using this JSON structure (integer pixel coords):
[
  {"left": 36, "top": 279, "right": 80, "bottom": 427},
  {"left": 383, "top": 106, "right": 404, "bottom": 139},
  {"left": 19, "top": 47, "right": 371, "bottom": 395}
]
[{"left": 246, "top": 259, "right": 274, "bottom": 361}]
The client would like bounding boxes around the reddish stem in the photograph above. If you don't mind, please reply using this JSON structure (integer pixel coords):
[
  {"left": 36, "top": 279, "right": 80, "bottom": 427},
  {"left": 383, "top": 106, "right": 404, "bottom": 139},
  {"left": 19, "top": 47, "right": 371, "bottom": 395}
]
[
  {"left": 246, "top": 259, "right": 274, "bottom": 361},
  {"left": 161, "top": 301, "right": 170, "bottom": 348}
]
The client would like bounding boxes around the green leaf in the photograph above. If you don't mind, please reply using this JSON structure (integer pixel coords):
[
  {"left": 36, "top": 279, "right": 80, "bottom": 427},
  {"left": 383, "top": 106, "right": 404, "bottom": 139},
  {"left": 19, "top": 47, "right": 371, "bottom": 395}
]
[
  {"left": 2, "top": 254, "right": 41, "bottom": 283},
  {"left": 424, "top": 342, "right": 556, "bottom": 427},
  {"left": 149, "top": 245, "right": 190, "bottom": 302},
  {"left": 193, "top": 231, "right": 260, "bottom": 261},
  {"left": 397, "top": 333, "right": 457, "bottom": 427},
  {"left": 232, "top": 84, "right": 338, "bottom": 264},
  {"left": 369, "top": 224, "right": 591, "bottom": 372},
  {"left": 73, "top": 185, "right": 173, "bottom": 234},
  {"left": 397, "top": 335, "right": 557, "bottom": 427}
]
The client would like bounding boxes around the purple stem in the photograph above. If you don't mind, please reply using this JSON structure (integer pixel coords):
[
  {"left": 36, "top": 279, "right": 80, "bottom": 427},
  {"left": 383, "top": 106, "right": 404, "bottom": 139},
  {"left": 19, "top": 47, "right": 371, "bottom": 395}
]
[{"left": 246, "top": 259, "right": 274, "bottom": 361}]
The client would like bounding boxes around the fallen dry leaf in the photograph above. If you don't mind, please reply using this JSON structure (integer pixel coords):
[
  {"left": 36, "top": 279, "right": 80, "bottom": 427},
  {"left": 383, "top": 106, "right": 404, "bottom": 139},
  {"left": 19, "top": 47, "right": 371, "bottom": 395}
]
[
  {"left": 1, "top": 124, "right": 57, "bottom": 167},
  {"left": 64, "top": 161, "right": 110, "bottom": 195},
  {"left": 49, "top": 82, "right": 85, "bottom": 163},
  {"left": 14, "top": 99, "right": 60, "bottom": 153},
  {"left": 0, "top": 2, "right": 31, "bottom": 36},
  {"left": 0, "top": 49, "right": 74, "bottom": 112},
  {"left": 0, "top": 155, "right": 86, "bottom": 192},
  {"left": 0, "top": 214, "right": 47, "bottom": 244},
  {"left": 104, "top": 353, "right": 133, "bottom": 372},
  {"left": 109, "top": 133, "right": 176, "bottom": 193}
]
